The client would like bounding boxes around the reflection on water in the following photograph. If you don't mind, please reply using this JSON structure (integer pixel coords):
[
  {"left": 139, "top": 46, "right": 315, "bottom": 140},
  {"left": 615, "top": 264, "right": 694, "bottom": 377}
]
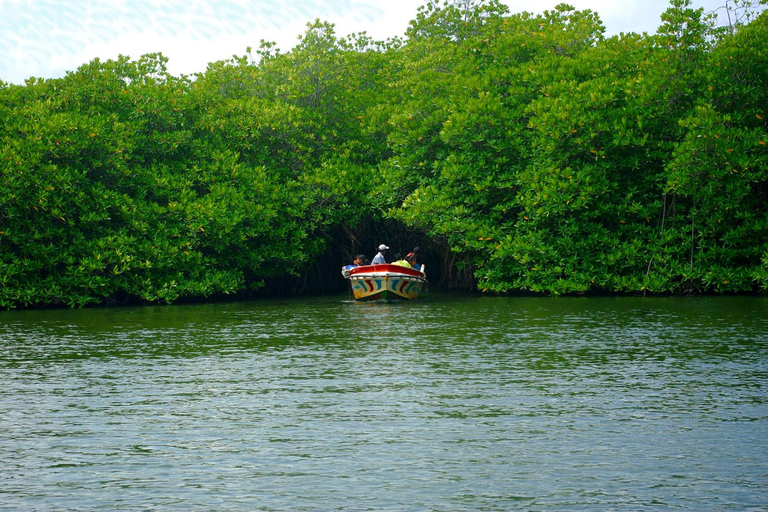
[{"left": 1, "top": 293, "right": 767, "bottom": 511}]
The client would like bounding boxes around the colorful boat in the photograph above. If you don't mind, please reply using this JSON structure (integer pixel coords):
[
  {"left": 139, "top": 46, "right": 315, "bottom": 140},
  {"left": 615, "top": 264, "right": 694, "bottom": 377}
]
[{"left": 342, "top": 264, "right": 427, "bottom": 301}]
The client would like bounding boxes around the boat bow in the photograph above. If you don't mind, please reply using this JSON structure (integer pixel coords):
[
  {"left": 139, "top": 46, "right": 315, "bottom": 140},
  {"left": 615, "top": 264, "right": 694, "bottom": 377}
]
[{"left": 343, "top": 264, "right": 427, "bottom": 300}]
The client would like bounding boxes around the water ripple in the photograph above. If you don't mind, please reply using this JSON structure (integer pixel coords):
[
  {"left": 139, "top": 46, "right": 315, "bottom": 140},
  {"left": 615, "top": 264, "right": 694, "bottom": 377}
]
[{"left": 1, "top": 294, "right": 767, "bottom": 510}]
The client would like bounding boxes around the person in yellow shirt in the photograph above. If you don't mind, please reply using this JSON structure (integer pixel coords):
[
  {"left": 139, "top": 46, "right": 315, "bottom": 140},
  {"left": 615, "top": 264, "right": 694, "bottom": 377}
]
[{"left": 392, "top": 253, "right": 412, "bottom": 268}]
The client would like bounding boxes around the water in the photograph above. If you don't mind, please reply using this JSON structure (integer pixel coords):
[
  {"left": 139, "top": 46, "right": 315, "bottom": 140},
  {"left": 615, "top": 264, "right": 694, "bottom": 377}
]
[{"left": 1, "top": 293, "right": 767, "bottom": 511}]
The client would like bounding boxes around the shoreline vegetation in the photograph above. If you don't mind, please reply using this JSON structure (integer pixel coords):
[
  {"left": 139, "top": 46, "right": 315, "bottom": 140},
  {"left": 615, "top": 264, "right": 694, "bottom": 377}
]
[{"left": 1, "top": 0, "right": 767, "bottom": 309}]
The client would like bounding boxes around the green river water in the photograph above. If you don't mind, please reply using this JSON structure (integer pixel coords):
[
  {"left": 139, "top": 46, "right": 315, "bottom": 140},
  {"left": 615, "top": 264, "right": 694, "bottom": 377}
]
[{"left": 1, "top": 292, "right": 767, "bottom": 511}]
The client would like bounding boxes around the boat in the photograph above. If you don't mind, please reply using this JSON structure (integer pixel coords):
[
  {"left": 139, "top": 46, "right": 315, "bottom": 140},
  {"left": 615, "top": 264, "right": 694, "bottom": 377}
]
[{"left": 342, "top": 263, "right": 427, "bottom": 301}]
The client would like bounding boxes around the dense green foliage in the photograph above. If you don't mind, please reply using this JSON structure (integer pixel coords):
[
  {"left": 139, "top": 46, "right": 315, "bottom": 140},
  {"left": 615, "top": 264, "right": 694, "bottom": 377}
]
[{"left": 1, "top": 0, "right": 766, "bottom": 307}]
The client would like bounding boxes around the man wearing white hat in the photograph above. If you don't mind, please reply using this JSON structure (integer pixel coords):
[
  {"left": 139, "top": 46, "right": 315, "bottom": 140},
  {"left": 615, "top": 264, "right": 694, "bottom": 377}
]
[{"left": 371, "top": 244, "right": 389, "bottom": 264}]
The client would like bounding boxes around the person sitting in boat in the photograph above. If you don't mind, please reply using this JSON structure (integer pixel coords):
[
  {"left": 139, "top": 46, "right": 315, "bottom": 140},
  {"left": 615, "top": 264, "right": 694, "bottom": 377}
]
[
  {"left": 392, "top": 253, "right": 412, "bottom": 268},
  {"left": 352, "top": 254, "right": 366, "bottom": 267},
  {"left": 342, "top": 254, "right": 367, "bottom": 278},
  {"left": 371, "top": 244, "right": 388, "bottom": 265},
  {"left": 405, "top": 247, "right": 422, "bottom": 271}
]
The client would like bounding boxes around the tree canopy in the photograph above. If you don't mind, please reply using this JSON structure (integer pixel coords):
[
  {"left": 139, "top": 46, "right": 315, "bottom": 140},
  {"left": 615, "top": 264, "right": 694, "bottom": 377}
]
[{"left": 1, "top": 0, "right": 766, "bottom": 308}]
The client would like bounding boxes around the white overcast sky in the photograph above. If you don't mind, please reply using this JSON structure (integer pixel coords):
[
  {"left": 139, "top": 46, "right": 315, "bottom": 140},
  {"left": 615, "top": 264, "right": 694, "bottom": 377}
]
[{"left": 0, "top": 0, "right": 748, "bottom": 84}]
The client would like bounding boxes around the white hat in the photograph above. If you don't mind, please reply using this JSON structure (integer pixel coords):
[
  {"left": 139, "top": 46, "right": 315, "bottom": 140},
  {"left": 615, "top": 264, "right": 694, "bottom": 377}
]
[{"left": 378, "top": 244, "right": 389, "bottom": 251}]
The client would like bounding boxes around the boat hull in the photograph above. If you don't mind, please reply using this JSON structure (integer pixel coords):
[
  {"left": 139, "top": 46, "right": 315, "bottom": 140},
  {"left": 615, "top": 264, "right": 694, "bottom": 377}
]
[{"left": 344, "top": 264, "right": 427, "bottom": 301}]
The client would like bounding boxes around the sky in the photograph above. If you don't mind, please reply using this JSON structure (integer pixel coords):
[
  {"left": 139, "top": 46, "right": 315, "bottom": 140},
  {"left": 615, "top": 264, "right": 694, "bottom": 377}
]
[{"left": 0, "top": 0, "right": 745, "bottom": 85}]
